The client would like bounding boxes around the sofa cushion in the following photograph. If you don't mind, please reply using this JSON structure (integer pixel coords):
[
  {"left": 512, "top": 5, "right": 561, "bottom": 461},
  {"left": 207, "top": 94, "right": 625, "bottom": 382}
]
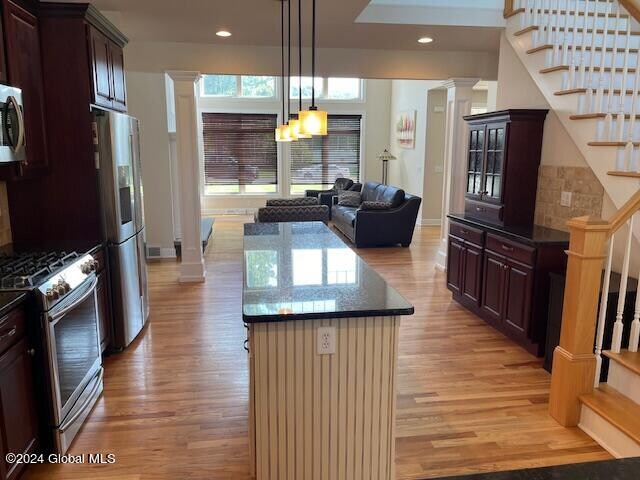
[
  {"left": 332, "top": 205, "right": 357, "bottom": 226},
  {"left": 334, "top": 178, "right": 354, "bottom": 191},
  {"left": 337, "top": 190, "right": 362, "bottom": 207},
  {"left": 267, "top": 197, "right": 318, "bottom": 207},
  {"left": 361, "top": 182, "right": 405, "bottom": 207},
  {"left": 359, "top": 201, "right": 392, "bottom": 211}
]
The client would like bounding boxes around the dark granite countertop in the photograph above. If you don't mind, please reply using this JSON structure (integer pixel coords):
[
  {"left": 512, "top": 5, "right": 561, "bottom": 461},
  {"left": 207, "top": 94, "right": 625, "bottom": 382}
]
[
  {"left": 0, "top": 292, "right": 28, "bottom": 318},
  {"left": 448, "top": 214, "right": 570, "bottom": 246},
  {"left": 242, "top": 222, "right": 414, "bottom": 323},
  {"left": 428, "top": 458, "right": 640, "bottom": 480}
]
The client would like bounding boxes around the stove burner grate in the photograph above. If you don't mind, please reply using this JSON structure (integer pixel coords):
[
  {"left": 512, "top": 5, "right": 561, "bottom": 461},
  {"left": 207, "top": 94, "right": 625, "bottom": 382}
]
[{"left": 0, "top": 251, "right": 80, "bottom": 289}]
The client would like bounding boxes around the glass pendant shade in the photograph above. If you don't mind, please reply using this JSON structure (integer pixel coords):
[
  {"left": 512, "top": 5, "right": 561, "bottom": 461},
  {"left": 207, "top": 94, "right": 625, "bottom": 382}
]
[
  {"left": 289, "top": 118, "right": 310, "bottom": 139},
  {"left": 275, "top": 124, "right": 293, "bottom": 142},
  {"left": 299, "top": 108, "right": 328, "bottom": 136}
]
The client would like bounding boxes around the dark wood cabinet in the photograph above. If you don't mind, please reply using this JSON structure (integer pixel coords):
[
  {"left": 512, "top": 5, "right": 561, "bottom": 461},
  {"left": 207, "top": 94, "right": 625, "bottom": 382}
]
[
  {"left": 447, "top": 218, "right": 569, "bottom": 356},
  {"left": 88, "top": 25, "right": 127, "bottom": 112},
  {"left": 463, "top": 110, "right": 548, "bottom": 227},
  {"left": 2, "top": 0, "right": 49, "bottom": 178},
  {"left": 0, "top": 307, "right": 38, "bottom": 480}
]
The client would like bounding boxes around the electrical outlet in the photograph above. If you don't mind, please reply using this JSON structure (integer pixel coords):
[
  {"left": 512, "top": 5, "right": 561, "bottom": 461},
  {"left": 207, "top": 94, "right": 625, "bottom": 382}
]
[
  {"left": 560, "top": 191, "right": 573, "bottom": 208},
  {"left": 317, "top": 326, "right": 336, "bottom": 355}
]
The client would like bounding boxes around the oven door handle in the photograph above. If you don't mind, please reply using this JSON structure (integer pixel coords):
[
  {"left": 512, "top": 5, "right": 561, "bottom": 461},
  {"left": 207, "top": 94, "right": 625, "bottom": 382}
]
[
  {"left": 59, "top": 368, "right": 103, "bottom": 433},
  {"left": 48, "top": 276, "right": 98, "bottom": 325}
]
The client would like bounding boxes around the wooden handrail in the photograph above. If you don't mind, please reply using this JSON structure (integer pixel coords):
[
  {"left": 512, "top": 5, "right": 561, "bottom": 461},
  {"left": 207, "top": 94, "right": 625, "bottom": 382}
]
[
  {"left": 620, "top": 0, "right": 640, "bottom": 22},
  {"left": 608, "top": 189, "right": 640, "bottom": 235}
]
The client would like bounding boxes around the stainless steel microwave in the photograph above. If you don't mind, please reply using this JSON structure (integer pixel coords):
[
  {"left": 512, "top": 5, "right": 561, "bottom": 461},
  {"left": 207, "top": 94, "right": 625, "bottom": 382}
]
[{"left": 0, "top": 84, "right": 26, "bottom": 163}]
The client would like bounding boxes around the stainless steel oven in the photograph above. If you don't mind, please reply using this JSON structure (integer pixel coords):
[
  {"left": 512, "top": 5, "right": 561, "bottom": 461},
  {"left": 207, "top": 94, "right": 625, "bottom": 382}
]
[
  {"left": 43, "top": 268, "right": 103, "bottom": 454},
  {"left": 0, "top": 84, "right": 26, "bottom": 163}
]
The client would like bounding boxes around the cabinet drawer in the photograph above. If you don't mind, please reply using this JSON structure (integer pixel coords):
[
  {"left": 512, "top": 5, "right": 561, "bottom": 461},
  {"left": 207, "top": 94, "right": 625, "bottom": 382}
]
[
  {"left": 0, "top": 308, "right": 26, "bottom": 357},
  {"left": 449, "top": 221, "right": 484, "bottom": 246},
  {"left": 487, "top": 234, "right": 536, "bottom": 266},
  {"left": 465, "top": 199, "right": 503, "bottom": 224}
]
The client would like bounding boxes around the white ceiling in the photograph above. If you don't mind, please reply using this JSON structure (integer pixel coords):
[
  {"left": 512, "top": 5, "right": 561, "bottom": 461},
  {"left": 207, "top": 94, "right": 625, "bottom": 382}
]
[{"left": 53, "top": 0, "right": 502, "bottom": 52}]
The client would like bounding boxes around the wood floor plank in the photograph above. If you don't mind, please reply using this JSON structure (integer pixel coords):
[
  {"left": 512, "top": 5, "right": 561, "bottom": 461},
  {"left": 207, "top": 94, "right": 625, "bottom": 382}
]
[{"left": 22, "top": 216, "right": 609, "bottom": 480}]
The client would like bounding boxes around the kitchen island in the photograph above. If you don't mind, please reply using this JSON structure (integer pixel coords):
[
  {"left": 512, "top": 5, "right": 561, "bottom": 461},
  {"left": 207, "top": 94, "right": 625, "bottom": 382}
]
[{"left": 243, "top": 222, "right": 414, "bottom": 480}]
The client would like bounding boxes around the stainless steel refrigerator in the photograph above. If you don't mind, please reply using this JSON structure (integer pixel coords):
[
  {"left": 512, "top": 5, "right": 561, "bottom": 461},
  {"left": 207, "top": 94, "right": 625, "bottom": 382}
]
[{"left": 94, "top": 110, "right": 149, "bottom": 350}]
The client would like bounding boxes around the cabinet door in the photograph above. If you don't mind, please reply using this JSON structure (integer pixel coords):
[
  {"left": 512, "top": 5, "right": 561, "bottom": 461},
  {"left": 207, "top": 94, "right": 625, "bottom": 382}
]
[
  {"left": 3, "top": 1, "right": 49, "bottom": 177},
  {"left": 89, "top": 26, "right": 113, "bottom": 109},
  {"left": 96, "top": 270, "right": 112, "bottom": 353},
  {"left": 503, "top": 260, "right": 534, "bottom": 337},
  {"left": 447, "top": 237, "right": 465, "bottom": 295},
  {"left": 109, "top": 43, "right": 127, "bottom": 112},
  {"left": 481, "top": 122, "right": 507, "bottom": 204},
  {"left": 462, "top": 243, "right": 483, "bottom": 306},
  {"left": 0, "top": 337, "right": 38, "bottom": 480},
  {"left": 481, "top": 251, "right": 506, "bottom": 324},
  {"left": 465, "top": 126, "right": 486, "bottom": 200}
]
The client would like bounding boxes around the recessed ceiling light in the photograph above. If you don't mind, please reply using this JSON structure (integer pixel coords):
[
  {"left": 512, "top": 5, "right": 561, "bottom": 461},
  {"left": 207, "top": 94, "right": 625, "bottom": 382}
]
[
  {"left": 216, "top": 30, "right": 232, "bottom": 38},
  {"left": 418, "top": 37, "right": 433, "bottom": 44}
]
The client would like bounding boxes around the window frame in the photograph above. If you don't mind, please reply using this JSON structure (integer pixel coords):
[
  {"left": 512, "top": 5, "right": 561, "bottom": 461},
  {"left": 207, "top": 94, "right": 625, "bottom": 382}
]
[
  {"left": 198, "top": 107, "right": 285, "bottom": 197},
  {"left": 200, "top": 74, "right": 279, "bottom": 100}
]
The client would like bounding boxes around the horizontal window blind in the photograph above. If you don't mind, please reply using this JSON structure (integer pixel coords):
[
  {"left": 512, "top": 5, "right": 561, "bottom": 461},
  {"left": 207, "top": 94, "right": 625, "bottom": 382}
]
[
  {"left": 202, "top": 113, "right": 278, "bottom": 186},
  {"left": 290, "top": 114, "right": 362, "bottom": 185}
]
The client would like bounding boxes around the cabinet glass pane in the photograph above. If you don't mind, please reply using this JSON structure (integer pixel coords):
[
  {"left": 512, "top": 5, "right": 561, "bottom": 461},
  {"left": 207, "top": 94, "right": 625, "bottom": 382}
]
[
  {"left": 470, "top": 130, "right": 477, "bottom": 150},
  {"left": 492, "top": 175, "right": 502, "bottom": 198},
  {"left": 496, "top": 128, "right": 505, "bottom": 150},
  {"left": 477, "top": 129, "right": 484, "bottom": 147},
  {"left": 488, "top": 129, "right": 496, "bottom": 150},
  {"left": 494, "top": 152, "right": 503, "bottom": 175},
  {"left": 467, "top": 174, "right": 474, "bottom": 193},
  {"left": 486, "top": 152, "right": 495, "bottom": 173}
]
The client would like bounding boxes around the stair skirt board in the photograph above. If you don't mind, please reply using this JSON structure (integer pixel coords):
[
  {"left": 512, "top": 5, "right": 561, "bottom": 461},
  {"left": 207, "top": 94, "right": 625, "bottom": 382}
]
[
  {"left": 579, "top": 406, "right": 640, "bottom": 458},
  {"left": 607, "top": 360, "right": 640, "bottom": 405}
]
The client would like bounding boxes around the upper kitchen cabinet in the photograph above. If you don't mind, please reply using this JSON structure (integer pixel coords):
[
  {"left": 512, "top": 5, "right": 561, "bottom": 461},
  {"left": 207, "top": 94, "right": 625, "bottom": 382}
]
[
  {"left": 39, "top": 3, "right": 129, "bottom": 113},
  {"left": 2, "top": 0, "right": 49, "bottom": 178},
  {"left": 463, "top": 110, "right": 548, "bottom": 227}
]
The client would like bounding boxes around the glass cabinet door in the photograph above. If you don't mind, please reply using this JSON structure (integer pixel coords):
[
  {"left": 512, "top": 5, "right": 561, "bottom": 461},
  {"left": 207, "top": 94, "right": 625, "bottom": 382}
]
[
  {"left": 466, "top": 127, "right": 485, "bottom": 198},
  {"left": 482, "top": 123, "right": 506, "bottom": 202}
]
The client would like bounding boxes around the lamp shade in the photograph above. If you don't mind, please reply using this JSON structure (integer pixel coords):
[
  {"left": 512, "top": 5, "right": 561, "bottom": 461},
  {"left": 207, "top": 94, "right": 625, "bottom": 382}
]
[
  {"left": 288, "top": 118, "right": 310, "bottom": 139},
  {"left": 378, "top": 149, "right": 397, "bottom": 162},
  {"left": 299, "top": 108, "right": 328, "bottom": 136},
  {"left": 275, "top": 124, "right": 294, "bottom": 142}
]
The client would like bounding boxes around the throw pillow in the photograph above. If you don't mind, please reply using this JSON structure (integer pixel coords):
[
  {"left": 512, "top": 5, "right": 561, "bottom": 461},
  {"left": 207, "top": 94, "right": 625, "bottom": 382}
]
[
  {"left": 359, "top": 201, "right": 392, "bottom": 211},
  {"left": 337, "top": 190, "right": 362, "bottom": 207}
]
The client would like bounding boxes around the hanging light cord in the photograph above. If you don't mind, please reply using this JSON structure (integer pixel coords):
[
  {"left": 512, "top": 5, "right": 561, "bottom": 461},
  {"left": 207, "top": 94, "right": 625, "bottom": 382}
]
[
  {"left": 287, "top": 0, "right": 291, "bottom": 123},
  {"left": 311, "top": 0, "right": 316, "bottom": 108},
  {"left": 281, "top": 0, "right": 285, "bottom": 124},
  {"left": 298, "top": 0, "right": 302, "bottom": 112}
]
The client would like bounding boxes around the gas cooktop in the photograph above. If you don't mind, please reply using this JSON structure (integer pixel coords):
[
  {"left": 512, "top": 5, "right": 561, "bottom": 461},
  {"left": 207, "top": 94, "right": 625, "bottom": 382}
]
[{"left": 0, "top": 251, "right": 80, "bottom": 289}]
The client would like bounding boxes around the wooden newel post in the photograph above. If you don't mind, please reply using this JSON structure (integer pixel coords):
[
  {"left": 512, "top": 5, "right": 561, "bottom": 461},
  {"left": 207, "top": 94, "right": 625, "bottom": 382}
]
[
  {"left": 504, "top": 0, "right": 514, "bottom": 17},
  {"left": 549, "top": 216, "right": 610, "bottom": 426}
]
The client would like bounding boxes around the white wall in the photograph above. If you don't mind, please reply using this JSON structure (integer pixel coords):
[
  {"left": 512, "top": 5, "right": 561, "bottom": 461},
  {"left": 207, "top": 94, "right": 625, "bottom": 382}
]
[
  {"left": 126, "top": 71, "right": 176, "bottom": 256},
  {"left": 423, "top": 89, "right": 447, "bottom": 225}
]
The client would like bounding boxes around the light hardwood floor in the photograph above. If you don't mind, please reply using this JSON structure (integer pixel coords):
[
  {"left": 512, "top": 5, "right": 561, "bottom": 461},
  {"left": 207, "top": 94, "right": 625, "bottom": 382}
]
[{"left": 23, "top": 216, "right": 610, "bottom": 480}]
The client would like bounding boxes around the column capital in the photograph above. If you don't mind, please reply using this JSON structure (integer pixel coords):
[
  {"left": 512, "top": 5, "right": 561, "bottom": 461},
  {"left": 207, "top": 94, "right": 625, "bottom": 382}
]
[
  {"left": 166, "top": 70, "right": 202, "bottom": 83},
  {"left": 440, "top": 78, "right": 481, "bottom": 90}
]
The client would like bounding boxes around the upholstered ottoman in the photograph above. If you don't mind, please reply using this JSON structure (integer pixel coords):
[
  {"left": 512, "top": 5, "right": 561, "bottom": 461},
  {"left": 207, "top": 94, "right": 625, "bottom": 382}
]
[{"left": 255, "top": 197, "right": 330, "bottom": 223}]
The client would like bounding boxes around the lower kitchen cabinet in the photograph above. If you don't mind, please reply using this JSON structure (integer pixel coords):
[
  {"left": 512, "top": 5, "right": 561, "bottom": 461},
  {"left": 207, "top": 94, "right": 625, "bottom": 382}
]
[
  {"left": 0, "top": 307, "right": 38, "bottom": 480},
  {"left": 447, "top": 216, "right": 569, "bottom": 356}
]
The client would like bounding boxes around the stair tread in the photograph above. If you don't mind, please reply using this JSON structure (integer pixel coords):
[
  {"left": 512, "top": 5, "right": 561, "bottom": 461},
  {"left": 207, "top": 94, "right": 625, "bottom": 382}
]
[
  {"left": 556, "top": 88, "right": 635, "bottom": 96},
  {"left": 571, "top": 113, "right": 640, "bottom": 119},
  {"left": 608, "top": 171, "right": 640, "bottom": 177},
  {"left": 515, "top": 26, "right": 640, "bottom": 36},
  {"left": 529, "top": 44, "right": 640, "bottom": 54},
  {"left": 541, "top": 65, "right": 638, "bottom": 74},
  {"left": 589, "top": 141, "right": 640, "bottom": 146},
  {"left": 508, "top": 7, "right": 629, "bottom": 20},
  {"left": 580, "top": 384, "right": 640, "bottom": 444},
  {"left": 604, "top": 350, "right": 640, "bottom": 375}
]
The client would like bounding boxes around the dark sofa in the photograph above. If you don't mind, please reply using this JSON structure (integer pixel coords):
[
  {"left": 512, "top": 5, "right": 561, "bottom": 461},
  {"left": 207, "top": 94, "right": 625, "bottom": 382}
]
[
  {"left": 305, "top": 178, "right": 362, "bottom": 219},
  {"left": 332, "top": 181, "right": 422, "bottom": 248}
]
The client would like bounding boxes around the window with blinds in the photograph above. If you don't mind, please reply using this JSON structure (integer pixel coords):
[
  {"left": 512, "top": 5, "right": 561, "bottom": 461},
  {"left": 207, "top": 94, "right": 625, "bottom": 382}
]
[
  {"left": 201, "top": 113, "right": 278, "bottom": 193},
  {"left": 290, "top": 114, "right": 362, "bottom": 189}
]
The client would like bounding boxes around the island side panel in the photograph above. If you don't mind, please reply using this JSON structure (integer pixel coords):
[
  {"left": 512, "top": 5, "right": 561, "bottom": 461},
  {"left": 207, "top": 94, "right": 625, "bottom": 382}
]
[{"left": 248, "top": 316, "right": 400, "bottom": 480}]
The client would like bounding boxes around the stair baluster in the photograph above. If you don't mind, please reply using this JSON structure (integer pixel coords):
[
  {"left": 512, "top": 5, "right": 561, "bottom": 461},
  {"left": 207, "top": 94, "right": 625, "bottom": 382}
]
[
  {"left": 561, "top": 0, "right": 570, "bottom": 64},
  {"left": 578, "top": 0, "right": 592, "bottom": 88},
  {"left": 595, "top": 236, "right": 616, "bottom": 387},
  {"left": 612, "top": 215, "right": 635, "bottom": 353},
  {"left": 606, "top": 7, "right": 623, "bottom": 138},
  {"left": 624, "top": 49, "right": 640, "bottom": 168},
  {"left": 616, "top": 14, "right": 632, "bottom": 141},
  {"left": 595, "top": 1, "right": 613, "bottom": 114}
]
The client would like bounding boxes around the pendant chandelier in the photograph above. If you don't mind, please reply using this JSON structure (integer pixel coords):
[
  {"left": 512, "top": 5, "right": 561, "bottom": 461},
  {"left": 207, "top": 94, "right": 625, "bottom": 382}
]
[
  {"left": 298, "top": 0, "right": 327, "bottom": 136},
  {"left": 275, "top": 0, "right": 293, "bottom": 142},
  {"left": 288, "top": 0, "right": 311, "bottom": 139}
]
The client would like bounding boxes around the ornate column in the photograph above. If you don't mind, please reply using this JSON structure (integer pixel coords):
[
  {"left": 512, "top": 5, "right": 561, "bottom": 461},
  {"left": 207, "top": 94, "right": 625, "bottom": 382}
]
[
  {"left": 167, "top": 71, "right": 205, "bottom": 283},
  {"left": 436, "top": 78, "right": 479, "bottom": 270}
]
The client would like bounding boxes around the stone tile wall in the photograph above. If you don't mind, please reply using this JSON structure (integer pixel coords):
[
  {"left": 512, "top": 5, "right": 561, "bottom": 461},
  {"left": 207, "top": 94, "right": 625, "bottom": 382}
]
[{"left": 534, "top": 166, "right": 604, "bottom": 232}]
